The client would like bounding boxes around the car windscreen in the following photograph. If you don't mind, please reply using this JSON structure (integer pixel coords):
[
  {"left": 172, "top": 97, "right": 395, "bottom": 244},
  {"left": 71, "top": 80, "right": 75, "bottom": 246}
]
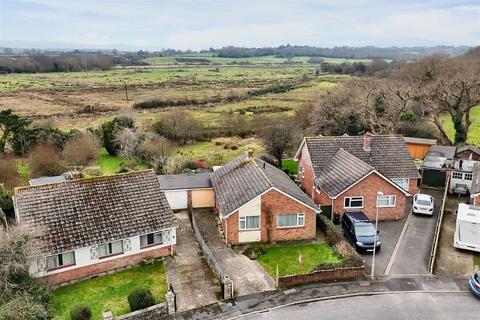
[
  {"left": 417, "top": 199, "right": 431, "bottom": 206},
  {"left": 355, "top": 224, "right": 375, "bottom": 237}
]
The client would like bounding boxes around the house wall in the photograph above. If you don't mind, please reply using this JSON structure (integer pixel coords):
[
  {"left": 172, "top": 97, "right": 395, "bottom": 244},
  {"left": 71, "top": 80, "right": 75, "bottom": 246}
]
[
  {"left": 297, "top": 143, "right": 315, "bottom": 197},
  {"left": 330, "top": 173, "right": 407, "bottom": 221},
  {"left": 30, "top": 227, "right": 177, "bottom": 286},
  {"left": 449, "top": 172, "right": 473, "bottom": 193},
  {"left": 409, "top": 178, "right": 419, "bottom": 195},
  {"left": 222, "top": 189, "right": 317, "bottom": 245},
  {"left": 407, "top": 143, "right": 431, "bottom": 160}
]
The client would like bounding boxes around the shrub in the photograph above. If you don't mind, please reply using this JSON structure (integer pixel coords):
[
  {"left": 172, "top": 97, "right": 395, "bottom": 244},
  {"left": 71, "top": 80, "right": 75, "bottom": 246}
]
[
  {"left": 63, "top": 132, "right": 100, "bottom": 166},
  {"left": 316, "top": 214, "right": 342, "bottom": 246},
  {"left": 70, "top": 305, "right": 92, "bottom": 320},
  {"left": 243, "top": 243, "right": 265, "bottom": 259},
  {"left": 0, "top": 294, "right": 50, "bottom": 320},
  {"left": 100, "top": 117, "right": 135, "bottom": 155},
  {"left": 28, "top": 143, "right": 64, "bottom": 178},
  {"left": 0, "top": 156, "right": 21, "bottom": 189},
  {"left": 127, "top": 288, "right": 156, "bottom": 312}
]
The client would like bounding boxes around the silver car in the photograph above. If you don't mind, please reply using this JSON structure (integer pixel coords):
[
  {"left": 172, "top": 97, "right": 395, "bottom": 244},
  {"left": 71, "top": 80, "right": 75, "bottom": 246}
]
[{"left": 413, "top": 193, "right": 434, "bottom": 215}]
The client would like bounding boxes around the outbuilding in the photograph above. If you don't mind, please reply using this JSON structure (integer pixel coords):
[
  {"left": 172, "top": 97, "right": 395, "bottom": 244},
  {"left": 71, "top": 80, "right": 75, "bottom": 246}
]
[{"left": 403, "top": 137, "right": 437, "bottom": 160}]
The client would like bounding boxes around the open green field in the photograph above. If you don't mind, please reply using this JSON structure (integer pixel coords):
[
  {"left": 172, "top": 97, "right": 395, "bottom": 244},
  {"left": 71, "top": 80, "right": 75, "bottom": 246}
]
[
  {"left": 441, "top": 106, "right": 480, "bottom": 145},
  {"left": 257, "top": 242, "right": 342, "bottom": 277},
  {"left": 50, "top": 260, "right": 167, "bottom": 320}
]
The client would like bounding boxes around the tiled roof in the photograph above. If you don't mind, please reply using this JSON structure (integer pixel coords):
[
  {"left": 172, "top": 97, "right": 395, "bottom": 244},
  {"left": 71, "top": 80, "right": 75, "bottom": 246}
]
[
  {"left": 426, "top": 145, "right": 457, "bottom": 159},
  {"left": 457, "top": 144, "right": 480, "bottom": 156},
  {"left": 472, "top": 163, "right": 480, "bottom": 196},
  {"left": 157, "top": 172, "right": 212, "bottom": 190},
  {"left": 304, "top": 135, "right": 420, "bottom": 179},
  {"left": 210, "top": 154, "right": 318, "bottom": 217},
  {"left": 403, "top": 137, "right": 437, "bottom": 146},
  {"left": 315, "top": 149, "right": 374, "bottom": 197},
  {"left": 14, "top": 170, "right": 176, "bottom": 256}
]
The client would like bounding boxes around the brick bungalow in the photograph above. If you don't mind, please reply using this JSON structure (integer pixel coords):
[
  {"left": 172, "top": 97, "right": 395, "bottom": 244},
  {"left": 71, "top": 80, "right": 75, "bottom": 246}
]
[
  {"left": 210, "top": 151, "right": 320, "bottom": 245},
  {"left": 294, "top": 134, "right": 420, "bottom": 221},
  {"left": 13, "top": 170, "right": 177, "bottom": 287}
]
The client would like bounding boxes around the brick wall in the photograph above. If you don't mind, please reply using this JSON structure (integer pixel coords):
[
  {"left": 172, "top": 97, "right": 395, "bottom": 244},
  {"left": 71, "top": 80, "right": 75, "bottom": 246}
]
[
  {"left": 43, "top": 245, "right": 174, "bottom": 287},
  {"left": 409, "top": 178, "right": 419, "bottom": 194},
  {"left": 332, "top": 173, "right": 408, "bottom": 221},
  {"left": 277, "top": 266, "right": 365, "bottom": 287},
  {"left": 222, "top": 189, "right": 317, "bottom": 245},
  {"left": 297, "top": 143, "right": 315, "bottom": 197}
]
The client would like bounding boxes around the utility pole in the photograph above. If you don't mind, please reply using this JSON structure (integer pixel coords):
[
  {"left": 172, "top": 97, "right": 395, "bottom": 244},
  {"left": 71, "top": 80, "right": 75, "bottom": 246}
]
[
  {"left": 124, "top": 81, "right": 129, "bottom": 101},
  {"left": 371, "top": 191, "right": 383, "bottom": 279}
]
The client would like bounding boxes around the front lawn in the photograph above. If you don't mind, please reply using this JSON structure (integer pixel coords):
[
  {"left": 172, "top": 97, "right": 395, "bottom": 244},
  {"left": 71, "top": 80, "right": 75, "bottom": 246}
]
[
  {"left": 281, "top": 159, "right": 298, "bottom": 175},
  {"left": 50, "top": 260, "right": 168, "bottom": 320},
  {"left": 257, "top": 243, "right": 342, "bottom": 277}
]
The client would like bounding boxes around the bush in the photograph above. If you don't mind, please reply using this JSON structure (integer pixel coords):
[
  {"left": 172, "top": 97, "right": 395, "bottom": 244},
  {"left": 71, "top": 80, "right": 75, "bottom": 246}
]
[
  {"left": 127, "top": 288, "right": 156, "bottom": 312},
  {"left": 0, "top": 294, "right": 50, "bottom": 320},
  {"left": 316, "top": 214, "right": 342, "bottom": 246},
  {"left": 100, "top": 117, "right": 135, "bottom": 155},
  {"left": 63, "top": 132, "right": 100, "bottom": 166},
  {"left": 70, "top": 305, "right": 92, "bottom": 320},
  {"left": 243, "top": 243, "right": 265, "bottom": 260},
  {"left": 28, "top": 143, "right": 65, "bottom": 178}
]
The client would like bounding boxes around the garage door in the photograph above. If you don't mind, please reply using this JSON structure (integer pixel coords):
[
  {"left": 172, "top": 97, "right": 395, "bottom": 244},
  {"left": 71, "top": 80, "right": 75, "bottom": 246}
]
[
  {"left": 422, "top": 169, "right": 446, "bottom": 188},
  {"left": 164, "top": 190, "right": 188, "bottom": 210},
  {"left": 191, "top": 188, "right": 215, "bottom": 208}
]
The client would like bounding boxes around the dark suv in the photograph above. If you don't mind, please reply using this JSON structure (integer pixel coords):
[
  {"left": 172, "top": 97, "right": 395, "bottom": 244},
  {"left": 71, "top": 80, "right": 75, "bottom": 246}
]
[{"left": 342, "top": 211, "right": 381, "bottom": 252}]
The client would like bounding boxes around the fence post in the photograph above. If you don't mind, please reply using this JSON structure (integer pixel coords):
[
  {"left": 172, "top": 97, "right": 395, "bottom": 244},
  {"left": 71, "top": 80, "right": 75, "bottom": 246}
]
[
  {"left": 165, "top": 290, "right": 176, "bottom": 315},
  {"left": 223, "top": 276, "right": 233, "bottom": 299}
]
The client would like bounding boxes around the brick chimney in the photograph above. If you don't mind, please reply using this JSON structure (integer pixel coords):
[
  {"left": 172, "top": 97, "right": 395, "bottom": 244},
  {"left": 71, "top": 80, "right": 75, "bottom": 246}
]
[{"left": 363, "top": 132, "right": 372, "bottom": 152}]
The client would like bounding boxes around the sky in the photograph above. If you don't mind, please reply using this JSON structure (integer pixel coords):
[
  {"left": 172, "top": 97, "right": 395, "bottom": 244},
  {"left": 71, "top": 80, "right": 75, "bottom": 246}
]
[{"left": 1, "top": 0, "right": 479, "bottom": 51}]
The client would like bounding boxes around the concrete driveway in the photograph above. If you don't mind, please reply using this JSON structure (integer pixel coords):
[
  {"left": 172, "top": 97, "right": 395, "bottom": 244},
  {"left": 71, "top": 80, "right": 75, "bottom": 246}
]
[
  {"left": 193, "top": 208, "right": 275, "bottom": 296},
  {"left": 387, "top": 188, "right": 445, "bottom": 275}
]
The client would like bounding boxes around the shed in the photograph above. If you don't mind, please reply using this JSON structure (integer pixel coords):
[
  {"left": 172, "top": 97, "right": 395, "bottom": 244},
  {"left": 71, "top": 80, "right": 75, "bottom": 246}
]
[
  {"left": 157, "top": 172, "right": 214, "bottom": 210},
  {"left": 404, "top": 137, "right": 437, "bottom": 160},
  {"left": 456, "top": 145, "right": 480, "bottom": 161},
  {"left": 420, "top": 145, "right": 457, "bottom": 188}
]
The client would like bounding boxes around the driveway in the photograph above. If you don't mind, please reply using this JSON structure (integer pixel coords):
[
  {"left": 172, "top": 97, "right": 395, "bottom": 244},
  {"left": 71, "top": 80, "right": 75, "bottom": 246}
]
[
  {"left": 387, "top": 188, "right": 444, "bottom": 275},
  {"left": 165, "top": 211, "right": 219, "bottom": 312},
  {"left": 193, "top": 208, "right": 275, "bottom": 296}
]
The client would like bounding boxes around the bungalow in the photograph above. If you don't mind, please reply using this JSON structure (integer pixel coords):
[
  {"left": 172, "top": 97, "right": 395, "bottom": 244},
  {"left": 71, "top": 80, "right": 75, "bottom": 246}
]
[
  {"left": 13, "top": 170, "right": 177, "bottom": 287},
  {"left": 210, "top": 151, "right": 319, "bottom": 245},
  {"left": 294, "top": 133, "right": 420, "bottom": 221}
]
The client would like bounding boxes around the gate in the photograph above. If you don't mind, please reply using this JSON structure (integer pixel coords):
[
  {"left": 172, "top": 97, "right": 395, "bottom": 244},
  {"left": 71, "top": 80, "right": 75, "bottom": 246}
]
[{"left": 320, "top": 205, "right": 332, "bottom": 220}]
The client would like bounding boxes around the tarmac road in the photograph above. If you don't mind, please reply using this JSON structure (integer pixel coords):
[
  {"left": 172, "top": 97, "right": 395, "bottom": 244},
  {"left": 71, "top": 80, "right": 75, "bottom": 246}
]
[{"left": 241, "top": 292, "right": 480, "bottom": 320}]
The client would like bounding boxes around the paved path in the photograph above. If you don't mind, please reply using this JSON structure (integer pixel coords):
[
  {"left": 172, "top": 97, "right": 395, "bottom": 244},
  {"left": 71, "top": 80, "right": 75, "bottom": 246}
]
[
  {"left": 241, "top": 292, "right": 479, "bottom": 320},
  {"left": 388, "top": 188, "right": 444, "bottom": 275},
  {"left": 194, "top": 209, "right": 275, "bottom": 296},
  {"left": 165, "top": 211, "right": 219, "bottom": 312}
]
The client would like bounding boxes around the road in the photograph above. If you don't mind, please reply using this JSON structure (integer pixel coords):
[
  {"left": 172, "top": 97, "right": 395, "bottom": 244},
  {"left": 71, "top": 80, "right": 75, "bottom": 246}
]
[
  {"left": 388, "top": 188, "right": 444, "bottom": 275},
  {"left": 241, "top": 292, "right": 480, "bottom": 320}
]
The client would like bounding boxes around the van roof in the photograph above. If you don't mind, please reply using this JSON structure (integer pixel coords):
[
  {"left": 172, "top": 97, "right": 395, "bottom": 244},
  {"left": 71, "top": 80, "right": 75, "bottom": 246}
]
[
  {"left": 345, "top": 211, "right": 372, "bottom": 223},
  {"left": 457, "top": 203, "right": 480, "bottom": 223}
]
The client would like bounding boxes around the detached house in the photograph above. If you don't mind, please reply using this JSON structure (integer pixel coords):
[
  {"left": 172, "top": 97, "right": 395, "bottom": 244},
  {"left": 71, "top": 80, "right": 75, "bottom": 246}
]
[
  {"left": 211, "top": 151, "right": 319, "bottom": 245},
  {"left": 14, "top": 170, "right": 177, "bottom": 287},
  {"left": 294, "top": 134, "right": 420, "bottom": 221}
]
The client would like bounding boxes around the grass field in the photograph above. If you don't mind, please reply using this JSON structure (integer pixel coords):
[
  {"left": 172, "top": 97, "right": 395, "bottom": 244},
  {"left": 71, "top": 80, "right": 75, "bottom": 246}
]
[
  {"left": 441, "top": 106, "right": 480, "bottom": 145},
  {"left": 50, "top": 260, "right": 167, "bottom": 320},
  {"left": 257, "top": 243, "right": 342, "bottom": 277}
]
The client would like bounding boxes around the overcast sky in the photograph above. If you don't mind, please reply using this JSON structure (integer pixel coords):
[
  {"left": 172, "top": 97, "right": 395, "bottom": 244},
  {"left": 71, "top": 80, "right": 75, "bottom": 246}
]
[{"left": 1, "top": 0, "right": 479, "bottom": 50}]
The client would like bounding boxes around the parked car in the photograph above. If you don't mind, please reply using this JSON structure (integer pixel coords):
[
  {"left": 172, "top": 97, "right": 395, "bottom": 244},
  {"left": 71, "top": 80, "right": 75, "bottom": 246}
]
[
  {"left": 413, "top": 193, "right": 434, "bottom": 215},
  {"left": 342, "top": 211, "right": 381, "bottom": 253},
  {"left": 453, "top": 183, "right": 468, "bottom": 196},
  {"left": 468, "top": 271, "right": 480, "bottom": 298}
]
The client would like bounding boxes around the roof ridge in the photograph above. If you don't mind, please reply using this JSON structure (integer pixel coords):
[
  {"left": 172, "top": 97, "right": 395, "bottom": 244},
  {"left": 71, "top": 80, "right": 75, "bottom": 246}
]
[
  {"left": 253, "top": 158, "right": 274, "bottom": 188},
  {"left": 15, "top": 169, "right": 156, "bottom": 193}
]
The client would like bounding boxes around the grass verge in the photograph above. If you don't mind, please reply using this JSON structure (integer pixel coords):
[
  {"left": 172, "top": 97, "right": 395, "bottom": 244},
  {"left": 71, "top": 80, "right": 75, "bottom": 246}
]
[
  {"left": 281, "top": 159, "right": 298, "bottom": 175},
  {"left": 50, "top": 260, "right": 167, "bottom": 320},
  {"left": 257, "top": 242, "right": 342, "bottom": 277}
]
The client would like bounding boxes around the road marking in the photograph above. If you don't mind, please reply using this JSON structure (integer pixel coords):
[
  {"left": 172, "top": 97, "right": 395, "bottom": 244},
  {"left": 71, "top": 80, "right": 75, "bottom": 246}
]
[{"left": 384, "top": 210, "right": 412, "bottom": 275}]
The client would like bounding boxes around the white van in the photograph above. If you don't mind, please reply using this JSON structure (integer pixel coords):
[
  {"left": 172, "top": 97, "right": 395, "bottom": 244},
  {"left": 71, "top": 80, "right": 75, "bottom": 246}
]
[{"left": 453, "top": 203, "right": 480, "bottom": 252}]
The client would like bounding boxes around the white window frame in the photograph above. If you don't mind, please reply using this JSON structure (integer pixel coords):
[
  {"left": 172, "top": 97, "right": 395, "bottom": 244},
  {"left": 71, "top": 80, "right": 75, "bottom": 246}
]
[
  {"left": 377, "top": 195, "right": 396, "bottom": 208},
  {"left": 98, "top": 240, "right": 124, "bottom": 259},
  {"left": 452, "top": 172, "right": 463, "bottom": 180},
  {"left": 239, "top": 215, "right": 260, "bottom": 230},
  {"left": 140, "top": 231, "right": 163, "bottom": 249},
  {"left": 277, "top": 213, "right": 305, "bottom": 229},
  {"left": 392, "top": 178, "right": 409, "bottom": 191},
  {"left": 344, "top": 196, "right": 364, "bottom": 209},
  {"left": 46, "top": 251, "right": 76, "bottom": 271}
]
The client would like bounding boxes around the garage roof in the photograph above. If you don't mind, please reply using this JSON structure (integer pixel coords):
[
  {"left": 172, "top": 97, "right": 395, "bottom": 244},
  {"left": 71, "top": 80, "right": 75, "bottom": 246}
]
[{"left": 157, "top": 172, "right": 212, "bottom": 190}]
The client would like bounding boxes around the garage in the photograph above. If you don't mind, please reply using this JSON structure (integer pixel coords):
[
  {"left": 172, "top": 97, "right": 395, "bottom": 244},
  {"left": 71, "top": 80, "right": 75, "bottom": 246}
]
[{"left": 158, "top": 172, "right": 214, "bottom": 210}]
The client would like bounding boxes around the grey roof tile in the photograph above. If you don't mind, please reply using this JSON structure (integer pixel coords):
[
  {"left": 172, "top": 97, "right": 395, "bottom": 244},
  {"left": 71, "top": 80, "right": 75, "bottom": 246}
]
[
  {"left": 315, "top": 149, "right": 374, "bottom": 197},
  {"left": 305, "top": 135, "right": 420, "bottom": 179},
  {"left": 210, "top": 154, "right": 317, "bottom": 216},
  {"left": 157, "top": 172, "right": 212, "bottom": 190},
  {"left": 15, "top": 170, "right": 176, "bottom": 256}
]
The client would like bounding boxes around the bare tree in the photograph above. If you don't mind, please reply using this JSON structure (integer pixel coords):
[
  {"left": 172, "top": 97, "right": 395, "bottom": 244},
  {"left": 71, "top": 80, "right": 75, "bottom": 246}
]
[
  {"left": 262, "top": 117, "right": 300, "bottom": 167},
  {"left": 114, "top": 128, "right": 143, "bottom": 158},
  {"left": 28, "top": 143, "right": 64, "bottom": 178},
  {"left": 142, "top": 136, "right": 175, "bottom": 174},
  {"left": 0, "top": 156, "right": 21, "bottom": 189},
  {"left": 62, "top": 131, "right": 100, "bottom": 166}
]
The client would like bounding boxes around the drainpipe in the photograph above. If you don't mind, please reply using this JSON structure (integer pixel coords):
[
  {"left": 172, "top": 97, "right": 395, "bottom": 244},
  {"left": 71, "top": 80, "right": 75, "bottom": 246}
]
[
  {"left": 224, "top": 217, "right": 228, "bottom": 245},
  {"left": 331, "top": 197, "right": 334, "bottom": 222}
]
